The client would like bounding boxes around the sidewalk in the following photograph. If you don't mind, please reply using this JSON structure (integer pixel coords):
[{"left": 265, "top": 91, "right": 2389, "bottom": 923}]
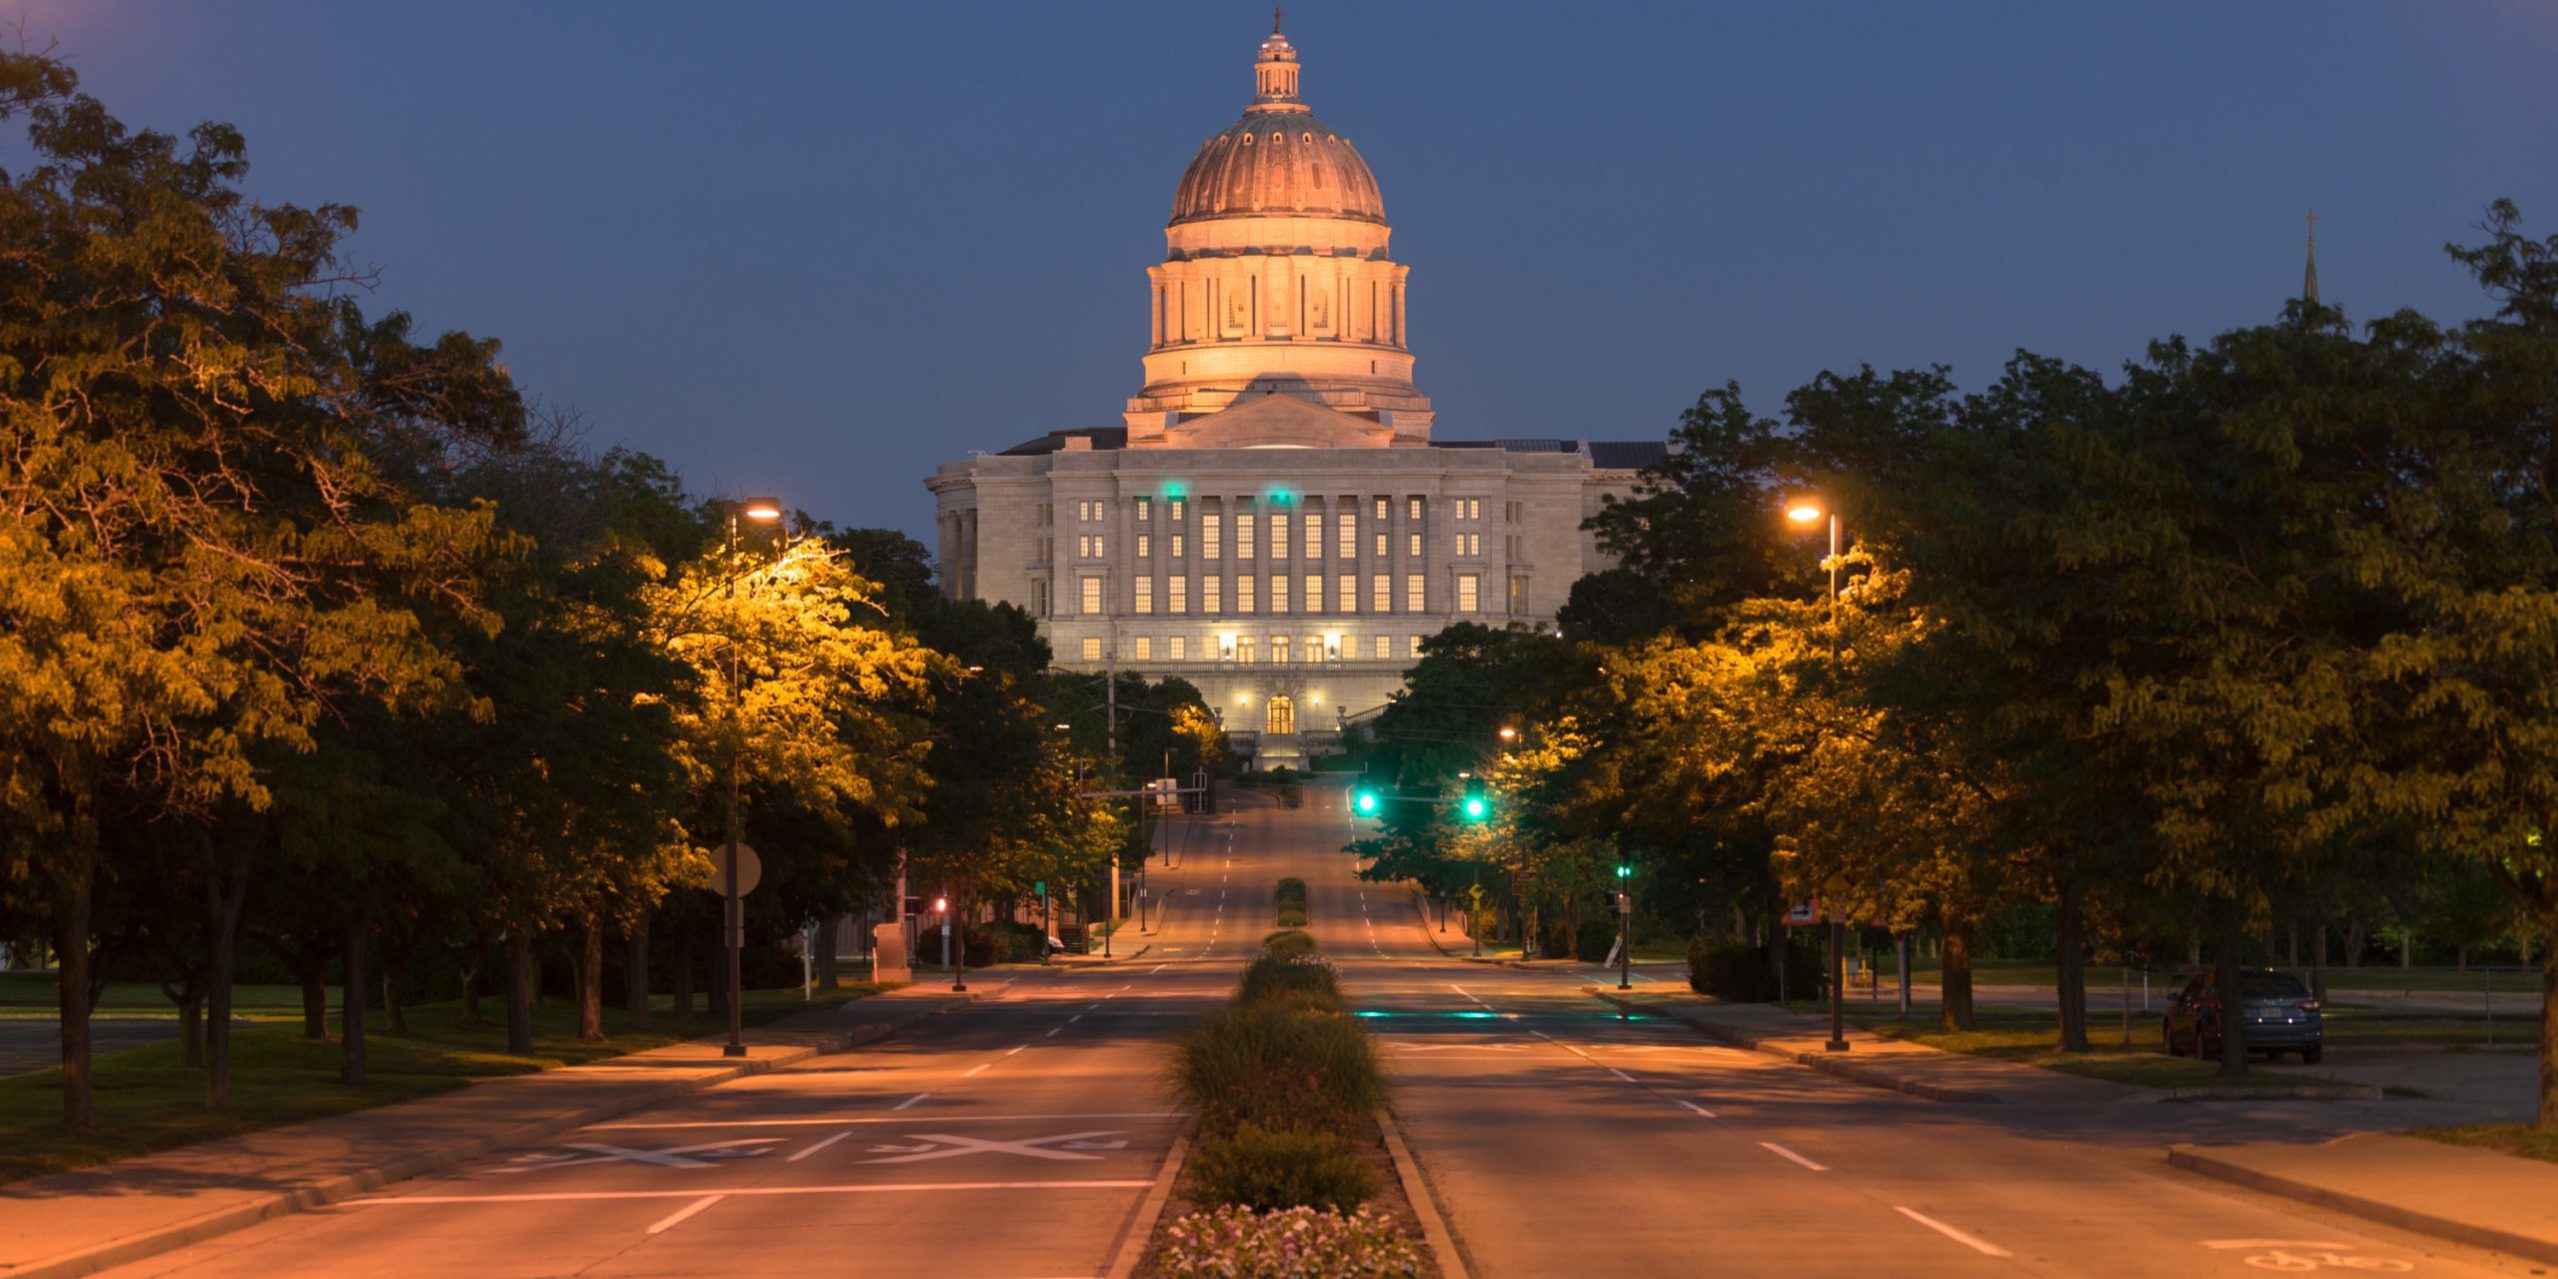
[
  {"left": 0, "top": 984, "right": 985, "bottom": 1279},
  {"left": 2171, "top": 1133, "right": 2558, "bottom": 1267},
  {"left": 1588, "top": 986, "right": 2143, "bottom": 1107}
]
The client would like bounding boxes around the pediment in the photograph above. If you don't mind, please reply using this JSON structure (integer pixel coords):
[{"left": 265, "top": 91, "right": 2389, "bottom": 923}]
[{"left": 1155, "top": 392, "right": 1396, "bottom": 450}]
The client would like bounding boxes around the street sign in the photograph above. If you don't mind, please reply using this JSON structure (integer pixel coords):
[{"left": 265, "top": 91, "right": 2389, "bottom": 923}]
[
  {"left": 704, "top": 844, "right": 761, "bottom": 897},
  {"left": 1784, "top": 902, "right": 1820, "bottom": 927},
  {"left": 1615, "top": 892, "right": 1631, "bottom": 915}
]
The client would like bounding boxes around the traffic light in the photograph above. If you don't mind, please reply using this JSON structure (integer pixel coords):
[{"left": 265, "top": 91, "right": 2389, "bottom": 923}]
[
  {"left": 1353, "top": 788, "right": 1381, "bottom": 816},
  {"left": 1460, "top": 777, "right": 1490, "bottom": 823},
  {"left": 1615, "top": 862, "right": 1632, "bottom": 880},
  {"left": 931, "top": 896, "right": 949, "bottom": 914}
]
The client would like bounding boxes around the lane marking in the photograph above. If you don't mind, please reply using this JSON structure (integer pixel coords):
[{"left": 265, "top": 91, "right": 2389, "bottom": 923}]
[
  {"left": 350, "top": 1181, "right": 1160, "bottom": 1206},
  {"left": 862, "top": 1129, "right": 1129, "bottom": 1165},
  {"left": 787, "top": 1131, "right": 854, "bottom": 1163},
  {"left": 1677, "top": 1099, "right": 1718, "bottom": 1118},
  {"left": 646, "top": 1194, "right": 725, "bottom": 1234},
  {"left": 961, "top": 1062, "right": 993, "bottom": 1077},
  {"left": 1044, "top": 1028, "right": 1061, "bottom": 1038},
  {"left": 1607, "top": 1068, "right": 1637, "bottom": 1083},
  {"left": 1894, "top": 1207, "right": 2011, "bottom": 1257},
  {"left": 596, "top": 1111, "right": 1183, "bottom": 1130},
  {"left": 1005, "top": 1045, "right": 1026, "bottom": 1056},
  {"left": 894, "top": 1093, "right": 930, "bottom": 1111},
  {"left": 1758, "top": 1142, "right": 1828, "bottom": 1172}
]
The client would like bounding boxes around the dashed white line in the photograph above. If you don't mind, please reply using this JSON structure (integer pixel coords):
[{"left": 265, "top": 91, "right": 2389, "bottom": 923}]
[
  {"left": 1044, "top": 1027, "right": 1061, "bottom": 1038},
  {"left": 1758, "top": 1142, "right": 1828, "bottom": 1172},
  {"left": 1677, "top": 1099, "right": 1718, "bottom": 1118},
  {"left": 787, "top": 1131, "right": 854, "bottom": 1163},
  {"left": 1607, "top": 1068, "right": 1637, "bottom": 1083},
  {"left": 1894, "top": 1207, "right": 2011, "bottom": 1257},
  {"left": 646, "top": 1194, "right": 725, "bottom": 1233},
  {"left": 961, "top": 1062, "right": 992, "bottom": 1078}
]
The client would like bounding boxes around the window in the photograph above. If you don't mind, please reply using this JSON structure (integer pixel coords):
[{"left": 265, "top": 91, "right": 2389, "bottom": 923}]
[
  {"left": 1509, "top": 576, "right": 1529, "bottom": 614},
  {"left": 1030, "top": 578, "right": 1048, "bottom": 617},
  {"left": 1082, "top": 637, "right": 1102, "bottom": 661},
  {"left": 1038, "top": 536, "right": 1053, "bottom": 562},
  {"left": 1169, "top": 635, "right": 1187, "bottom": 660},
  {"left": 1172, "top": 533, "right": 1186, "bottom": 558},
  {"left": 1374, "top": 497, "right": 1389, "bottom": 520},
  {"left": 1237, "top": 637, "right": 1256, "bottom": 664},
  {"left": 1094, "top": 534, "right": 1105, "bottom": 558},
  {"left": 1202, "top": 513, "right": 1223, "bottom": 559},
  {"left": 1305, "top": 575, "right": 1323, "bottom": 613},
  {"left": 1237, "top": 514, "right": 1256, "bottom": 559},
  {"left": 1137, "top": 533, "right": 1151, "bottom": 558},
  {"left": 1135, "top": 576, "right": 1154, "bottom": 614},
  {"left": 1270, "top": 576, "right": 1289, "bottom": 613},
  {"left": 1410, "top": 635, "right": 1424, "bottom": 659},
  {"left": 1081, "top": 576, "right": 1104, "bottom": 614},
  {"left": 1460, "top": 498, "right": 1482, "bottom": 521},
  {"left": 1504, "top": 500, "right": 1522, "bottom": 524},
  {"left": 1238, "top": 576, "right": 1256, "bottom": 614},
  {"left": 1505, "top": 534, "right": 1522, "bottom": 560},
  {"left": 1408, "top": 496, "right": 1425, "bottom": 520},
  {"left": 1270, "top": 514, "right": 1289, "bottom": 560},
  {"left": 1305, "top": 515, "right": 1321, "bottom": 559},
  {"left": 1338, "top": 574, "right": 1355, "bottom": 612},
  {"left": 1303, "top": 633, "right": 1322, "bottom": 663},
  {"left": 1337, "top": 513, "right": 1355, "bottom": 555},
  {"left": 1406, "top": 573, "right": 1425, "bottom": 611},
  {"left": 1273, "top": 635, "right": 1291, "bottom": 665},
  {"left": 1203, "top": 577, "right": 1222, "bottom": 613},
  {"left": 1371, "top": 574, "right": 1391, "bottom": 612},
  {"left": 1037, "top": 502, "right": 1052, "bottom": 527},
  {"left": 1407, "top": 532, "right": 1423, "bottom": 557},
  {"left": 1136, "top": 497, "right": 1152, "bottom": 521},
  {"left": 1458, "top": 532, "right": 1480, "bottom": 557},
  {"left": 1135, "top": 636, "right": 1153, "bottom": 660},
  {"left": 1266, "top": 693, "right": 1294, "bottom": 734},
  {"left": 1373, "top": 532, "right": 1387, "bottom": 557},
  {"left": 1170, "top": 577, "right": 1188, "bottom": 613},
  {"left": 1457, "top": 573, "right": 1480, "bottom": 612},
  {"left": 1170, "top": 498, "right": 1187, "bottom": 521},
  {"left": 1373, "top": 634, "right": 1390, "bottom": 660}
]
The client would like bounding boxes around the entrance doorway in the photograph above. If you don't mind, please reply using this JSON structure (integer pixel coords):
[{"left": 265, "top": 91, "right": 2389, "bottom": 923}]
[{"left": 1265, "top": 695, "right": 1296, "bottom": 736}]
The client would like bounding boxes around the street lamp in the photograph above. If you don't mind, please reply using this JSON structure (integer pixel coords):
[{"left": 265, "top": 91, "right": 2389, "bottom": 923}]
[
  {"left": 1787, "top": 496, "right": 1850, "bottom": 1053},
  {"left": 721, "top": 496, "right": 783, "bottom": 1058}
]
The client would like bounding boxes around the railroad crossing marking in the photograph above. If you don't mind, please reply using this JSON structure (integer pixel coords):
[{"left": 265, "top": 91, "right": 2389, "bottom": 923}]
[
  {"left": 862, "top": 1130, "right": 1131, "bottom": 1165},
  {"left": 495, "top": 1138, "right": 782, "bottom": 1172}
]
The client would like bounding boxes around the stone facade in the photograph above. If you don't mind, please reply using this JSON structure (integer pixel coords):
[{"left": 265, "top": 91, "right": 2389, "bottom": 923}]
[{"left": 923, "top": 21, "right": 1661, "bottom": 763}]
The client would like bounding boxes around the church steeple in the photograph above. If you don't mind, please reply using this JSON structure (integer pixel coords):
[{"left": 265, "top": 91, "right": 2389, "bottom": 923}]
[{"left": 2302, "top": 209, "right": 2320, "bottom": 305}]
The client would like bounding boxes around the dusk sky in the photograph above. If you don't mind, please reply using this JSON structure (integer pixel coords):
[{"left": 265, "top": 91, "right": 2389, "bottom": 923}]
[{"left": 14, "top": 2, "right": 2556, "bottom": 541}]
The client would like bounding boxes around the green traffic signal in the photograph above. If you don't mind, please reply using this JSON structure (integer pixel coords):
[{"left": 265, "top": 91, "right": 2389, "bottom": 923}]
[
  {"left": 1615, "top": 864, "right": 1630, "bottom": 879},
  {"left": 1353, "top": 789, "right": 1381, "bottom": 816},
  {"left": 1461, "top": 794, "right": 1489, "bottom": 821}
]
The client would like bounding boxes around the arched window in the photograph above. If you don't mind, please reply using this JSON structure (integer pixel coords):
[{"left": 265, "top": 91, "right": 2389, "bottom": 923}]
[{"left": 1265, "top": 695, "right": 1296, "bottom": 736}]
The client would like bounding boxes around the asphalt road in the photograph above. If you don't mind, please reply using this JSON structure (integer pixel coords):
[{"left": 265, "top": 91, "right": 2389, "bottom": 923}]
[{"left": 84, "top": 784, "right": 2544, "bottom": 1278}]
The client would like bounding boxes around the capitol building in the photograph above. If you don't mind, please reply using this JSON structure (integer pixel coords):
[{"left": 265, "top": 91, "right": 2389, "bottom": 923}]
[{"left": 926, "top": 20, "right": 1660, "bottom": 763}]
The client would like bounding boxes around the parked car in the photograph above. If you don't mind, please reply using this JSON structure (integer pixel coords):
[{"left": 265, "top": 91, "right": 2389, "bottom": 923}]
[{"left": 2161, "top": 968, "right": 2324, "bottom": 1063}]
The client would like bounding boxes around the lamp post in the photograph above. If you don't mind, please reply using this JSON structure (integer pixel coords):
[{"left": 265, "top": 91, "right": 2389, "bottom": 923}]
[
  {"left": 1786, "top": 497, "right": 1851, "bottom": 1054},
  {"left": 721, "top": 495, "right": 784, "bottom": 1058}
]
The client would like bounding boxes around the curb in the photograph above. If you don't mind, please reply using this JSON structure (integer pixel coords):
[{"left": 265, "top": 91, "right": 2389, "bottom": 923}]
[
  {"left": 2159, "top": 1085, "right": 2382, "bottom": 1102},
  {"left": 1376, "top": 1106, "right": 1470, "bottom": 1279},
  {"left": 1105, "top": 1116, "right": 1194, "bottom": 1279},
  {"left": 2167, "top": 1144, "right": 2558, "bottom": 1268},
  {"left": 8, "top": 995, "right": 972, "bottom": 1279},
  {"left": 1586, "top": 989, "right": 2004, "bottom": 1105}
]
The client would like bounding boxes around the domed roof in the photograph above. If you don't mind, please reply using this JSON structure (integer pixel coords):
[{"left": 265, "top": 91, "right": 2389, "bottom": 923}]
[{"left": 1167, "top": 24, "right": 1384, "bottom": 228}]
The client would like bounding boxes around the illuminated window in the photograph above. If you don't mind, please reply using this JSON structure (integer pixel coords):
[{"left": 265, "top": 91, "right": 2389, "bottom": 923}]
[
  {"left": 1337, "top": 513, "right": 1355, "bottom": 555},
  {"left": 1169, "top": 635, "right": 1187, "bottom": 660},
  {"left": 1169, "top": 577, "right": 1188, "bottom": 614},
  {"left": 1134, "top": 636, "right": 1152, "bottom": 660},
  {"left": 1272, "top": 577, "right": 1291, "bottom": 613},
  {"left": 1305, "top": 575, "right": 1323, "bottom": 613},
  {"left": 1410, "top": 634, "right": 1423, "bottom": 658},
  {"left": 1202, "top": 513, "right": 1223, "bottom": 559},
  {"left": 1238, "top": 576, "right": 1256, "bottom": 614},
  {"left": 1202, "top": 577, "right": 1222, "bottom": 613},
  {"left": 1373, "top": 497, "right": 1388, "bottom": 520},
  {"left": 1457, "top": 573, "right": 1479, "bottom": 612},
  {"left": 1172, "top": 533, "right": 1186, "bottom": 558},
  {"left": 1273, "top": 635, "right": 1291, "bottom": 664},
  {"left": 1135, "top": 576, "right": 1154, "bottom": 614},
  {"left": 1305, "top": 512, "right": 1321, "bottom": 559},
  {"left": 1374, "top": 532, "right": 1387, "bottom": 557},
  {"left": 1136, "top": 497, "right": 1152, "bottom": 521},
  {"left": 1270, "top": 514, "right": 1289, "bottom": 560},
  {"left": 1170, "top": 499, "right": 1187, "bottom": 521},
  {"left": 1373, "top": 634, "right": 1390, "bottom": 660},
  {"left": 1137, "top": 533, "right": 1151, "bottom": 557},
  {"left": 1407, "top": 532, "right": 1422, "bottom": 557},
  {"left": 1238, "top": 636, "right": 1256, "bottom": 664},
  {"left": 1338, "top": 574, "right": 1355, "bottom": 612},
  {"left": 1405, "top": 574, "right": 1425, "bottom": 611},
  {"left": 1081, "top": 637, "right": 1102, "bottom": 660},
  {"left": 1371, "top": 575, "right": 1390, "bottom": 611},
  {"left": 1237, "top": 514, "right": 1256, "bottom": 559},
  {"left": 1509, "top": 575, "right": 1530, "bottom": 614},
  {"left": 1408, "top": 496, "right": 1424, "bottom": 520},
  {"left": 1081, "top": 576, "right": 1103, "bottom": 614},
  {"left": 1093, "top": 535, "right": 1106, "bottom": 558}
]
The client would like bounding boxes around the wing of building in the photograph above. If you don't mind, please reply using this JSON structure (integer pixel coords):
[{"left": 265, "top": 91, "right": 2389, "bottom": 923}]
[{"left": 926, "top": 19, "right": 1662, "bottom": 764}]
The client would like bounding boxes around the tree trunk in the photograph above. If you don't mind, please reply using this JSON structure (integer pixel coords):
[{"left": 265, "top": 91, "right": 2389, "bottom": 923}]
[
  {"left": 505, "top": 929, "right": 536, "bottom": 1056},
  {"left": 2401, "top": 929, "right": 2414, "bottom": 969},
  {"left": 625, "top": 912, "right": 652, "bottom": 1031},
  {"left": 177, "top": 994, "right": 204, "bottom": 1067},
  {"left": 814, "top": 916, "right": 840, "bottom": 992},
  {"left": 339, "top": 901, "right": 369, "bottom": 1085},
  {"left": 2216, "top": 915, "right": 2249, "bottom": 1081},
  {"left": 1939, "top": 918, "right": 1976, "bottom": 1031},
  {"left": 576, "top": 914, "right": 605, "bottom": 1042},
  {"left": 2345, "top": 919, "right": 2367, "bottom": 968},
  {"left": 52, "top": 807, "right": 98, "bottom": 1129},
  {"left": 2054, "top": 878, "right": 2090, "bottom": 1053},
  {"left": 297, "top": 948, "right": 329, "bottom": 1040},
  {"left": 673, "top": 925, "right": 695, "bottom": 1019},
  {"left": 203, "top": 841, "right": 251, "bottom": 1109}
]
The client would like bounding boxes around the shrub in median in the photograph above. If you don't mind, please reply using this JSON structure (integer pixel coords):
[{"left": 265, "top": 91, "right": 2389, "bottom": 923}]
[
  {"left": 1261, "top": 928, "right": 1318, "bottom": 961},
  {"left": 1274, "top": 907, "right": 1308, "bottom": 929},
  {"left": 1239, "top": 950, "right": 1342, "bottom": 1013},
  {"left": 1274, "top": 876, "right": 1309, "bottom": 920},
  {"left": 1184, "top": 1122, "right": 1376, "bottom": 1213},
  {"left": 1161, "top": 1204, "right": 1419, "bottom": 1278},
  {"left": 1171, "top": 1003, "right": 1384, "bottom": 1137}
]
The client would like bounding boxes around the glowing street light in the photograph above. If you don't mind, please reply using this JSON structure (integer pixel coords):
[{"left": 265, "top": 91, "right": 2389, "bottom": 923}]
[
  {"left": 717, "top": 496, "right": 785, "bottom": 1059},
  {"left": 1784, "top": 495, "right": 1851, "bottom": 1054}
]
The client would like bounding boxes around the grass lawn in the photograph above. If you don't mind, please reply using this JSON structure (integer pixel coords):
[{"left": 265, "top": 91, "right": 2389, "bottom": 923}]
[
  {"left": 0, "top": 982, "right": 889, "bottom": 1184},
  {"left": 1866, "top": 958, "right": 2543, "bottom": 995},
  {"left": 0, "top": 973, "right": 305, "bottom": 1021},
  {"left": 2413, "top": 1124, "right": 2558, "bottom": 1167},
  {"left": 1799, "top": 1004, "right": 2362, "bottom": 1091}
]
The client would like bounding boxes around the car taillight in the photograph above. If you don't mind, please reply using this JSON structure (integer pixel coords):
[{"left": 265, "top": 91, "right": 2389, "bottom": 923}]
[{"left": 2294, "top": 999, "right": 2321, "bottom": 1012}]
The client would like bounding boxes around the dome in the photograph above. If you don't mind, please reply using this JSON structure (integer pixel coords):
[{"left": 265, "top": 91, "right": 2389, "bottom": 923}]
[{"left": 1167, "top": 24, "right": 1384, "bottom": 228}]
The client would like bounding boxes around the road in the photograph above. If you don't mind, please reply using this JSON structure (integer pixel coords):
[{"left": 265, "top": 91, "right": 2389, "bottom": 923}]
[{"left": 89, "top": 783, "right": 2537, "bottom": 1278}]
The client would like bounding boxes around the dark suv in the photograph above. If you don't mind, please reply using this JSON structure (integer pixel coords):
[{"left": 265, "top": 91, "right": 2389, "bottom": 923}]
[{"left": 2161, "top": 968, "right": 2325, "bottom": 1064}]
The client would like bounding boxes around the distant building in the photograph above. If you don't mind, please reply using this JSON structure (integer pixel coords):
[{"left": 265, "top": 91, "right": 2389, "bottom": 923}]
[{"left": 926, "top": 19, "right": 1659, "bottom": 763}]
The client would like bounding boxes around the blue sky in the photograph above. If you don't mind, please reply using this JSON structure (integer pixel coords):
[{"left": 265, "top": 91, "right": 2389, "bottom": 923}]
[{"left": 16, "top": 2, "right": 2556, "bottom": 540}]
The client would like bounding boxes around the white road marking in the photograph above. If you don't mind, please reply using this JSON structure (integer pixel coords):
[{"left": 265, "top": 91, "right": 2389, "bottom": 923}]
[
  {"left": 1758, "top": 1142, "right": 1828, "bottom": 1172},
  {"left": 1005, "top": 1045, "right": 1026, "bottom": 1056},
  {"left": 894, "top": 1093, "right": 930, "bottom": 1111},
  {"left": 1895, "top": 1206, "right": 2011, "bottom": 1257},
  {"left": 1045, "top": 1027, "right": 1061, "bottom": 1038},
  {"left": 863, "top": 1130, "right": 1128, "bottom": 1165},
  {"left": 499, "top": 1139, "right": 779, "bottom": 1169},
  {"left": 1068, "top": 1014, "right": 1084, "bottom": 1023},
  {"left": 349, "top": 1181, "right": 1159, "bottom": 1206},
  {"left": 962, "top": 1062, "right": 992, "bottom": 1077},
  {"left": 1677, "top": 1099, "right": 1718, "bottom": 1118},
  {"left": 787, "top": 1131, "right": 854, "bottom": 1163},
  {"left": 2200, "top": 1240, "right": 2354, "bottom": 1251},
  {"left": 594, "top": 1113, "right": 1181, "bottom": 1130},
  {"left": 1608, "top": 1068, "right": 1637, "bottom": 1083},
  {"left": 646, "top": 1194, "right": 725, "bottom": 1234}
]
